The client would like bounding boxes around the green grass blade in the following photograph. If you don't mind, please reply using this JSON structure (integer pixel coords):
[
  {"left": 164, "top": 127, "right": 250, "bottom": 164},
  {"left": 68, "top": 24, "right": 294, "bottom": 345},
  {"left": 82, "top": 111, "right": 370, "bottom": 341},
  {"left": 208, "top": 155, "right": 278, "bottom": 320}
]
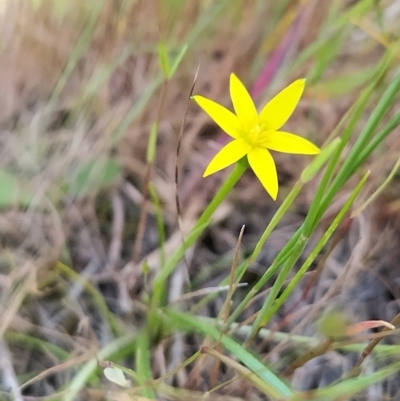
[
  {"left": 200, "top": 316, "right": 400, "bottom": 355},
  {"left": 169, "top": 45, "right": 188, "bottom": 77},
  {"left": 251, "top": 170, "right": 370, "bottom": 335},
  {"left": 290, "top": 361, "right": 400, "bottom": 401},
  {"left": 313, "top": 64, "right": 400, "bottom": 222},
  {"left": 300, "top": 138, "right": 341, "bottom": 182},
  {"left": 147, "top": 123, "right": 158, "bottom": 163},
  {"left": 165, "top": 308, "right": 294, "bottom": 399},
  {"left": 225, "top": 140, "right": 340, "bottom": 326},
  {"left": 303, "top": 52, "right": 392, "bottom": 237},
  {"left": 262, "top": 171, "right": 369, "bottom": 324},
  {"left": 136, "top": 328, "right": 156, "bottom": 399},
  {"left": 353, "top": 112, "right": 400, "bottom": 168},
  {"left": 158, "top": 42, "right": 170, "bottom": 78},
  {"left": 249, "top": 234, "right": 308, "bottom": 339}
]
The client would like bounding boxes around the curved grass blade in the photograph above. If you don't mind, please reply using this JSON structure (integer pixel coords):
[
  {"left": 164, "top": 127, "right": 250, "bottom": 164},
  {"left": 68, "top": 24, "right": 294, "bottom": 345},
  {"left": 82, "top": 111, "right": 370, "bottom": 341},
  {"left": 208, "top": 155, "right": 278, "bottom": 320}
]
[{"left": 165, "top": 308, "right": 294, "bottom": 399}]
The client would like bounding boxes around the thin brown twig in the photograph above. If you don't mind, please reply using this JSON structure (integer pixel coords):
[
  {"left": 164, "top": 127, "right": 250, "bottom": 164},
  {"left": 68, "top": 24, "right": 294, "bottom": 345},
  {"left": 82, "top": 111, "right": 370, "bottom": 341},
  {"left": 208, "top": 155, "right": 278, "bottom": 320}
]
[
  {"left": 174, "top": 64, "right": 200, "bottom": 271},
  {"left": 281, "top": 320, "right": 400, "bottom": 378},
  {"left": 223, "top": 225, "right": 246, "bottom": 326},
  {"left": 347, "top": 312, "right": 400, "bottom": 378},
  {"left": 169, "top": 282, "right": 248, "bottom": 305},
  {"left": 282, "top": 338, "right": 333, "bottom": 377},
  {"left": 186, "top": 224, "right": 246, "bottom": 389},
  {"left": 18, "top": 348, "right": 97, "bottom": 391}
]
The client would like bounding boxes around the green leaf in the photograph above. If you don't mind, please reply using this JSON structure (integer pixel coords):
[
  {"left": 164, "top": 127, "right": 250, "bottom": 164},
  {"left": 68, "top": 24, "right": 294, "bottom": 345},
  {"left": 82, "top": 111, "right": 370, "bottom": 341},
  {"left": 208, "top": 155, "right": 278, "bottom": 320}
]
[
  {"left": 0, "top": 170, "right": 20, "bottom": 207},
  {"left": 135, "top": 329, "right": 156, "bottom": 399},
  {"left": 290, "top": 361, "right": 400, "bottom": 401},
  {"left": 69, "top": 157, "right": 121, "bottom": 196},
  {"left": 104, "top": 366, "right": 130, "bottom": 388},
  {"left": 146, "top": 123, "right": 158, "bottom": 163},
  {"left": 158, "top": 42, "right": 170, "bottom": 78},
  {"left": 0, "top": 170, "right": 32, "bottom": 208},
  {"left": 158, "top": 43, "right": 188, "bottom": 79},
  {"left": 343, "top": 0, "right": 374, "bottom": 20},
  {"left": 264, "top": 172, "right": 369, "bottom": 322}
]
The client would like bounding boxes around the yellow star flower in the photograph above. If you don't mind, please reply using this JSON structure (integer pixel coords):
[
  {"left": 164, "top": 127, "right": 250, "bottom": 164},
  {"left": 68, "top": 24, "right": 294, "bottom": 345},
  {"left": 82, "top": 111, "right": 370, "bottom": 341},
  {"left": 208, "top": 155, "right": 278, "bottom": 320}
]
[{"left": 192, "top": 74, "right": 320, "bottom": 200}]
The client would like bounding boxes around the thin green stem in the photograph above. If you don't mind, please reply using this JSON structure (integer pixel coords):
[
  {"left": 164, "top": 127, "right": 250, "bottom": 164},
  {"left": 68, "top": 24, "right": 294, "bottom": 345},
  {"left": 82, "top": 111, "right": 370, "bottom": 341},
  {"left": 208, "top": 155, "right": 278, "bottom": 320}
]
[
  {"left": 250, "top": 182, "right": 303, "bottom": 265},
  {"left": 136, "top": 328, "right": 156, "bottom": 399},
  {"left": 151, "top": 161, "right": 248, "bottom": 310},
  {"left": 353, "top": 112, "right": 400, "bottom": 169},
  {"left": 352, "top": 157, "right": 400, "bottom": 216}
]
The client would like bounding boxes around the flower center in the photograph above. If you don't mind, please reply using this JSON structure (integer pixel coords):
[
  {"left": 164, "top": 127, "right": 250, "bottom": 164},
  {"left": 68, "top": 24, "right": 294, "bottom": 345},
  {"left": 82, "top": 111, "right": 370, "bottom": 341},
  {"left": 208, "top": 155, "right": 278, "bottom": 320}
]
[{"left": 245, "top": 123, "right": 270, "bottom": 146}]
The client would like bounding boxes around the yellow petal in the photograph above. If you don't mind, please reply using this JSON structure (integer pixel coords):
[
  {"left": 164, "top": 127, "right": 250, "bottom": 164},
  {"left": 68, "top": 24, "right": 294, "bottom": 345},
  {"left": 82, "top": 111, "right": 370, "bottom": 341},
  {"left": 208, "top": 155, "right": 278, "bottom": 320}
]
[
  {"left": 260, "top": 131, "right": 320, "bottom": 154},
  {"left": 192, "top": 95, "right": 241, "bottom": 139},
  {"left": 259, "top": 79, "right": 305, "bottom": 131},
  {"left": 247, "top": 147, "right": 278, "bottom": 200},
  {"left": 230, "top": 73, "right": 258, "bottom": 128},
  {"left": 204, "top": 139, "right": 251, "bottom": 177}
]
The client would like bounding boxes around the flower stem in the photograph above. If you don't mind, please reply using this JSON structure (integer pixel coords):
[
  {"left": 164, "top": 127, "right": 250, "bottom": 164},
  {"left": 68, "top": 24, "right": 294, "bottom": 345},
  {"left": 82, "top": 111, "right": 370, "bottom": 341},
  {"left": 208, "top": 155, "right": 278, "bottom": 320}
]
[{"left": 151, "top": 159, "right": 248, "bottom": 310}]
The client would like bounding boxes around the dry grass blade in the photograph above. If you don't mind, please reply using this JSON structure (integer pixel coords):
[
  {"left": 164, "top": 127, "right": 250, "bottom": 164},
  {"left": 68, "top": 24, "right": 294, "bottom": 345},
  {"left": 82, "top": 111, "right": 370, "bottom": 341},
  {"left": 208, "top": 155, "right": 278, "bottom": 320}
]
[
  {"left": 18, "top": 347, "right": 97, "bottom": 391},
  {"left": 170, "top": 283, "right": 247, "bottom": 305},
  {"left": 201, "top": 346, "right": 286, "bottom": 399},
  {"left": 347, "top": 312, "right": 400, "bottom": 378}
]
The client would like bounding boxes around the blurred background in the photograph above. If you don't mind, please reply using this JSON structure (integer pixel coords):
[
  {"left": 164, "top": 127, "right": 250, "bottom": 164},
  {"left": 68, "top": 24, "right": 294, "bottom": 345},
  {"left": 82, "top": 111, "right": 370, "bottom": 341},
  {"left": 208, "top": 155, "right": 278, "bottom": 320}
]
[{"left": 1, "top": 0, "right": 400, "bottom": 400}]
